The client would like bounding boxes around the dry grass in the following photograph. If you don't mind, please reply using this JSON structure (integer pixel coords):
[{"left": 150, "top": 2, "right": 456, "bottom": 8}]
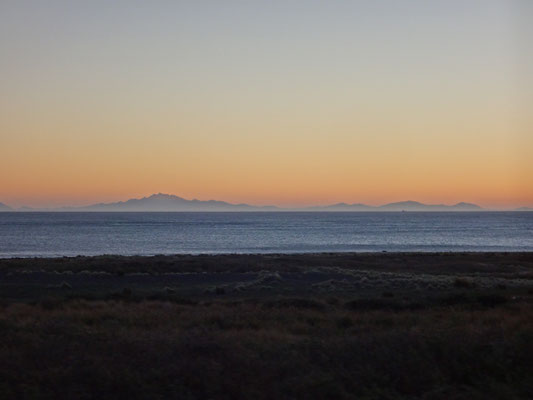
[
  {"left": 1, "top": 297, "right": 532, "bottom": 399},
  {"left": 1, "top": 252, "right": 532, "bottom": 399}
]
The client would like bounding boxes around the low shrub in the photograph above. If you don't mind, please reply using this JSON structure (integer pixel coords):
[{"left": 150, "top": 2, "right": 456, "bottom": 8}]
[
  {"left": 263, "top": 298, "right": 325, "bottom": 310},
  {"left": 453, "top": 277, "right": 477, "bottom": 288},
  {"left": 477, "top": 294, "right": 507, "bottom": 308}
]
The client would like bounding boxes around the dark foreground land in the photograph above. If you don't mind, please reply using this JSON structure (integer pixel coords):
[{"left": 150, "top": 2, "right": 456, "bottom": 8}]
[{"left": 1, "top": 252, "right": 533, "bottom": 399}]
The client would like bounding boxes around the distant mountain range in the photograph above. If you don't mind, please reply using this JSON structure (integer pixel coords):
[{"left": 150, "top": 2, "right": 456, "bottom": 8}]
[
  {"left": 2, "top": 194, "right": 532, "bottom": 212},
  {"left": 0, "top": 194, "right": 505, "bottom": 212},
  {"left": 59, "top": 193, "right": 279, "bottom": 212},
  {"left": 305, "top": 201, "right": 483, "bottom": 212}
]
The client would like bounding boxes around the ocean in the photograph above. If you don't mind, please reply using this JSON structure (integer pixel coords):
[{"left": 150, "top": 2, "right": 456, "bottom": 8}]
[{"left": 0, "top": 212, "right": 532, "bottom": 258}]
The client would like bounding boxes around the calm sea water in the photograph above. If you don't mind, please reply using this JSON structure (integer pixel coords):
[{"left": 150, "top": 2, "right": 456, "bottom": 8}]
[{"left": 0, "top": 212, "right": 532, "bottom": 258}]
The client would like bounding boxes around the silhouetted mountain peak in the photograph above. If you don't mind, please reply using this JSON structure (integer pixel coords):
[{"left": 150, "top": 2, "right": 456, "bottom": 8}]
[
  {"left": 67, "top": 194, "right": 277, "bottom": 212},
  {"left": 385, "top": 200, "right": 423, "bottom": 206},
  {"left": 149, "top": 193, "right": 182, "bottom": 199},
  {"left": 143, "top": 193, "right": 184, "bottom": 201}
]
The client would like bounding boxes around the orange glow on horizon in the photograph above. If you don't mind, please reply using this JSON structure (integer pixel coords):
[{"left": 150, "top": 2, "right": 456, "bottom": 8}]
[{"left": 1, "top": 2, "right": 531, "bottom": 209}]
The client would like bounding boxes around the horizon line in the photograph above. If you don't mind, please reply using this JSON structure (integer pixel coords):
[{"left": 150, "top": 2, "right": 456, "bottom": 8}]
[{"left": 1, "top": 193, "right": 532, "bottom": 211}]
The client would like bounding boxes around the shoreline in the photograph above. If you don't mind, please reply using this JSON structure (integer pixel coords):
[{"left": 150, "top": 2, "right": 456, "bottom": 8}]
[
  {"left": 3, "top": 249, "right": 533, "bottom": 258},
  {"left": 3, "top": 249, "right": 533, "bottom": 255},
  {"left": 2, "top": 250, "right": 532, "bottom": 262},
  {"left": 2, "top": 252, "right": 532, "bottom": 302}
]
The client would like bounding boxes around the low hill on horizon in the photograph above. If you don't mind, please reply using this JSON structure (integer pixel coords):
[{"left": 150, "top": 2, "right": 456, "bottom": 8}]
[
  {"left": 377, "top": 201, "right": 483, "bottom": 212},
  {"left": 0, "top": 202, "right": 13, "bottom": 212},
  {"left": 308, "top": 201, "right": 483, "bottom": 212}
]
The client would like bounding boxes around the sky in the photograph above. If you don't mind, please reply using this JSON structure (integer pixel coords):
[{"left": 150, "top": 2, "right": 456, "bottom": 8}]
[{"left": 1, "top": 1, "right": 532, "bottom": 209}]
